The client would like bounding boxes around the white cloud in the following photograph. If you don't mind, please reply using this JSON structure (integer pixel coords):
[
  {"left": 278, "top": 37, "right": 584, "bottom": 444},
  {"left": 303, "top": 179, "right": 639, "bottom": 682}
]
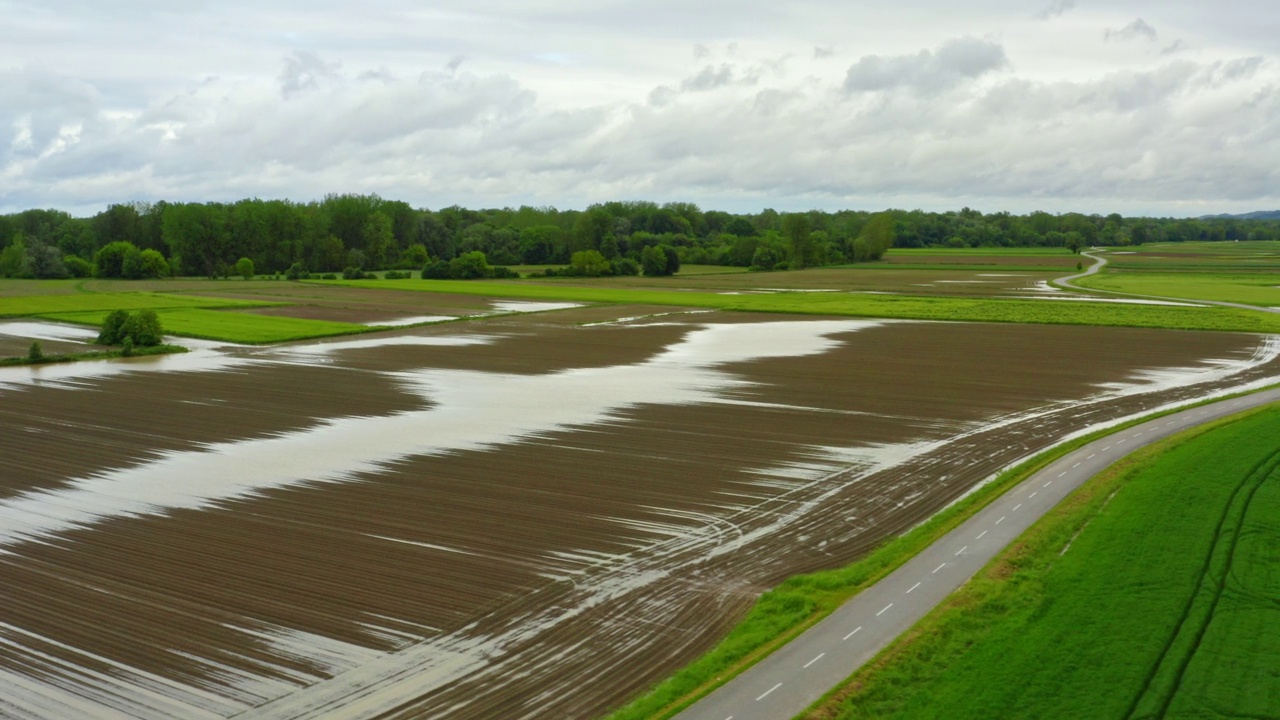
[
  {"left": 1105, "top": 18, "right": 1159, "bottom": 43},
  {"left": 1, "top": 1, "right": 1278, "bottom": 216},
  {"left": 844, "top": 38, "right": 1009, "bottom": 94},
  {"left": 1035, "top": 1, "right": 1075, "bottom": 20}
]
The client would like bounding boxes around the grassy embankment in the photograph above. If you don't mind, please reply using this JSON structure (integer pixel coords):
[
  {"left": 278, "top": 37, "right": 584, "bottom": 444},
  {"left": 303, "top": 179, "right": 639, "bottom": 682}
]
[
  {"left": 0, "top": 344, "right": 188, "bottom": 367},
  {"left": 600, "top": 396, "right": 1271, "bottom": 720},
  {"left": 41, "top": 308, "right": 373, "bottom": 344},
  {"left": 806, "top": 403, "right": 1280, "bottom": 720},
  {"left": 318, "top": 278, "right": 1280, "bottom": 333},
  {"left": 0, "top": 292, "right": 375, "bottom": 344}
]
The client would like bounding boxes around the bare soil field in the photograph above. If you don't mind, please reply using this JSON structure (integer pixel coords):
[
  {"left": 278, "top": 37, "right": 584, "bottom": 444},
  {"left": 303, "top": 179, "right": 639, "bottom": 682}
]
[
  {"left": 545, "top": 267, "right": 1066, "bottom": 298},
  {"left": 1, "top": 312, "right": 1277, "bottom": 720}
]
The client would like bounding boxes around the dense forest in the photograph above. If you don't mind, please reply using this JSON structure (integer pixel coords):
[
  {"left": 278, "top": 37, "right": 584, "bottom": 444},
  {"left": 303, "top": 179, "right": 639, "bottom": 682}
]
[{"left": 0, "top": 195, "right": 1277, "bottom": 280}]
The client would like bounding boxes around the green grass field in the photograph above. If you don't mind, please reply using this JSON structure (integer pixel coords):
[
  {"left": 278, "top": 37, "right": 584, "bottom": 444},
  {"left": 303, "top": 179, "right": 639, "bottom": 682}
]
[
  {"left": 0, "top": 292, "right": 266, "bottom": 317},
  {"left": 314, "top": 278, "right": 1280, "bottom": 333},
  {"left": 1075, "top": 272, "right": 1280, "bottom": 307},
  {"left": 812, "top": 404, "right": 1280, "bottom": 720},
  {"left": 42, "top": 308, "right": 372, "bottom": 344}
]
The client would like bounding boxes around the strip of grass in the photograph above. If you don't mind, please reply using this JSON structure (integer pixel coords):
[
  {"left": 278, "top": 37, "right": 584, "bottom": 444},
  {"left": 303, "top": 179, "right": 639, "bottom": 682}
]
[
  {"left": 0, "top": 292, "right": 267, "bottom": 317},
  {"left": 314, "top": 278, "right": 1280, "bottom": 333},
  {"left": 602, "top": 396, "right": 1261, "bottom": 720},
  {"left": 41, "top": 308, "right": 373, "bottom": 344},
  {"left": 1075, "top": 271, "right": 1280, "bottom": 307},
  {"left": 805, "top": 403, "right": 1280, "bottom": 720},
  {"left": 890, "top": 247, "right": 1077, "bottom": 256},
  {"left": 0, "top": 344, "right": 188, "bottom": 367}
]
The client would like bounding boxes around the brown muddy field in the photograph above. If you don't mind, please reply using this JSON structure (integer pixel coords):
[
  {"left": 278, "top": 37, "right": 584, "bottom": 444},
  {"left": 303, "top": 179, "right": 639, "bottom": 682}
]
[
  {"left": 1, "top": 311, "right": 1278, "bottom": 720},
  {"left": 559, "top": 267, "right": 1062, "bottom": 297}
]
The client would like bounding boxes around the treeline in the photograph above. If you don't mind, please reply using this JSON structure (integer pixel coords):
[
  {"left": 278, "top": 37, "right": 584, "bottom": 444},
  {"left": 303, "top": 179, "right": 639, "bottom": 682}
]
[{"left": 0, "top": 195, "right": 1276, "bottom": 280}]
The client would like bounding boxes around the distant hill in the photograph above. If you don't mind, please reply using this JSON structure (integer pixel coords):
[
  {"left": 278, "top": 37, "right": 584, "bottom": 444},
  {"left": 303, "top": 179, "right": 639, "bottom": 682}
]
[{"left": 1201, "top": 210, "right": 1280, "bottom": 220}]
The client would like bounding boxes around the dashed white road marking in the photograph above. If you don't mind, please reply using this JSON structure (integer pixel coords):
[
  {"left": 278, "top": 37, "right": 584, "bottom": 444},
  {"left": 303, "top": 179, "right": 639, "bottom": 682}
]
[
  {"left": 907, "top": 582, "right": 921, "bottom": 594},
  {"left": 877, "top": 603, "right": 893, "bottom": 616},
  {"left": 1058, "top": 471, "right": 1067, "bottom": 478},
  {"left": 757, "top": 683, "right": 781, "bottom": 701},
  {"left": 996, "top": 516, "right": 1006, "bottom": 524},
  {"left": 933, "top": 563, "right": 946, "bottom": 574},
  {"left": 804, "top": 653, "right": 825, "bottom": 669},
  {"left": 1117, "top": 439, "right": 1126, "bottom": 444},
  {"left": 1087, "top": 454, "right": 1095, "bottom": 459},
  {"left": 1103, "top": 446, "right": 1111, "bottom": 451},
  {"left": 1044, "top": 481, "right": 1053, "bottom": 488},
  {"left": 977, "top": 530, "right": 988, "bottom": 539},
  {"left": 1013, "top": 504, "right": 1023, "bottom": 511},
  {"left": 1072, "top": 462, "right": 1081, "bottom": 468},
  {"left": 843, "top": 626, "right": 863, "bottom": 640},
  {"left": 955, "top": 546, "right": 967, "bottom": 556},
  {"left": 1029, "top": 492, "right": 1037, "bottom": 499}
]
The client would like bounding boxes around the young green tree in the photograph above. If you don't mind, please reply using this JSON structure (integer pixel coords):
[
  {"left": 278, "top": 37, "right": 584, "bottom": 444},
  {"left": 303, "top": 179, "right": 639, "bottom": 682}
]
[
  {"left": 234, "top": 257, "right": 255, "bottom": 279},
  {"left": 121, "top": 309, "right": 163, "bottom": 346},
  {"left": 569, "top": 250, "right": 611, "bottom": 276},
  {"left": 94, "top": 241, "right": 139, "bottom": 278},
  {"left": 781, "top": 213, "right": 812, "bottom": 269}
]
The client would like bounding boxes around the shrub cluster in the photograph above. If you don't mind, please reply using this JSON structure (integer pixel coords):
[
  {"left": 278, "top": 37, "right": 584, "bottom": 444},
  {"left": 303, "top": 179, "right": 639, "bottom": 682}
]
[{"left": 97, "top": 309, "right": 164, "bottom": 347}]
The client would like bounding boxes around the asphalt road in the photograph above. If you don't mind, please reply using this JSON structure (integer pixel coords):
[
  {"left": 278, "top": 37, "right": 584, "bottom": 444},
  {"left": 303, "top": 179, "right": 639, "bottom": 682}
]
[{"left": 673, "top": 386, "right": 1280, "bottom": 720}]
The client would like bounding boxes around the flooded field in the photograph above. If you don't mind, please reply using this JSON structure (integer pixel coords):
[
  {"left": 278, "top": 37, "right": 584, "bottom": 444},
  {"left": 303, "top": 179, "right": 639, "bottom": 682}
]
[{"left": 2, "top": 309, "right": 1278, "bottom": 719}]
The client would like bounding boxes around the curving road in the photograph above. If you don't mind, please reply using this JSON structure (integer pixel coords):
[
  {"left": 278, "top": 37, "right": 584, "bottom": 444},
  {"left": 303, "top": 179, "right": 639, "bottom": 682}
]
[
  {"left": 672, "top": 386, "right": 1280, "bottom": 720},
  {"left": 1055, "top": 250, "right": 1280, "bottom": 314}
]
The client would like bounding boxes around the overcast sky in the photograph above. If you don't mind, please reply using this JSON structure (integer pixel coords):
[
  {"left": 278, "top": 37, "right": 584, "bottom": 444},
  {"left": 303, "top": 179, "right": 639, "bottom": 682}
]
[{"left": 3, "top": 1, "right": 1277, "bottom": 217}]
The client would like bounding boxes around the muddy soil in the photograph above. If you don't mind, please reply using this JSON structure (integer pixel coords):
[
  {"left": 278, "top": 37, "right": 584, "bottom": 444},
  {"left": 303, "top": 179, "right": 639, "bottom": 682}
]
[{"left": 0, "top": 314, "right": 1274, "bottom": 720}]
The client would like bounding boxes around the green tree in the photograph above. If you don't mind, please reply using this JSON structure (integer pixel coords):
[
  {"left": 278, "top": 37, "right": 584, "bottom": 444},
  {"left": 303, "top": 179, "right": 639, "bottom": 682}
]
[
  {"left": 400, "top": 243, "right": 429, "bottom": 269},
  {"left": 570, "top": 250, "right": 611, "bottom": 276},
  {"left": 856, "top": 212, "right": 895, "bottom": 261},
  {"left": 362, "top": 211, "right": 393, "bottom": 269},
  {"left": 94, "top": 241, "right": 138, "bottom": 278},
  {"left": 782, "top": 213, "right": 812, "bottom": 268},
  {"left": 121, "top": 309, "right": 164, "bottom": 346},
  {"left": 234, "top": 257, "right": 255, "bottom": 280},
  {"left": 122, "top": 248, "right": 170, "bottom": 279},
  {"left": 27, "top": 341, "right": 43, "bottom": 362},
  {"left": 0, "top": 233, "right": 29, "bottom": 277},
  {"left": 641, "top": 245, "right": 679, "bottom": 276},
  {"left": 63, "top": 255, "right": 93, "bottom": 278},
  {"left": 448, "top": 251, "right": 491, "bottom": 279},
  {"left": 97, "top": 310, "right": 131, "bottom": 345}
]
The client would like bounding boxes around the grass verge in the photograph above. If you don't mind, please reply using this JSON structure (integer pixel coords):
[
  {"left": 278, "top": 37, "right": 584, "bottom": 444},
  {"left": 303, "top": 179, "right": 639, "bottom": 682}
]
[
  {"left": 40, "top": 308, "right": 375, "bottom": 344},
  {"left": 602, "top": 392, "right": 1273, "bottom": 720},
  {"left": 803, "top": 402, "right": 1280, "bottom": 720},
  {"left": 315, "top": 278, "right": 1280, "bottom": 333},
  {"left": 0, "top": 344, "right": 188, "bottom": 367}
]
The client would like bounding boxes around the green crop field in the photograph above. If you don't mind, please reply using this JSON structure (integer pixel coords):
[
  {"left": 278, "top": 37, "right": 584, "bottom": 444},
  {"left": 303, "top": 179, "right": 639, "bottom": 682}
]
[
  {"left": 1075, "top": 272, "right": 1280, "bottom": 307},
  {"left": 813, "top": 404, "right": 1280, "bottom": 720},
  {"left": 42, "top": 308, "right": 372, "bottom": 344},
  {"left": 0, "top": 292, "right": 266, "bottom": 317},
  {"left": 314, "top": 278, "right": 1280, "bottom": 333}
]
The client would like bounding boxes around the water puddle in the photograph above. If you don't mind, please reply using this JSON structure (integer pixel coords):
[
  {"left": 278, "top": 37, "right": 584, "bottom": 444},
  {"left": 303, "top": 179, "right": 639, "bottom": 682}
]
[
  {"left": 0, "top": 320, "right": 883, "bottom": 548},
  {"left": 364, "top": 316, "right": 457, "bottom": 327},
  {"left": 489, "top": 301, "right": 582, "bottom": 314}
]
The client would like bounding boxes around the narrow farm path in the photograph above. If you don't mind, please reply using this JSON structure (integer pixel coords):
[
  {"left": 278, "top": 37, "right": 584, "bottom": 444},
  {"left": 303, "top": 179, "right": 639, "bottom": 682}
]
[
  {"left": 669, "top": 387, "right": 1280, "bottom": 720},
  {"left": 1055, "top": 251, "right": 1280, "bottom": 314}
]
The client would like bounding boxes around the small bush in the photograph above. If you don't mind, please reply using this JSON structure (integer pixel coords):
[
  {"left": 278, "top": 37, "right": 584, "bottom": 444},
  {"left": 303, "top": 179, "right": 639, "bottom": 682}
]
[
  {"left": 384, "top": 270, "right": 411, "bottom": 280},
  {"left": 320, "top": 273, "right": 338, "bottom": 280},
  {"left": 421, "top": 260, "right": 451, "bottom": 279},
  {"left": 285, "top": 262, "right": 310, "bottom": 280},
  {"left": 490, "top": 266, "right": 520, "bottom": 279},
  {"left": 64, "top": 255, "right": 93, "bottom": 278},
  {"left": 121, "top": 337, "right": 134, "bottom": 357},
  {"left": 342, "top": 265, "right": 364, "bottom": 280},
  {"left": 27, "top": 342, "right": 43, "bottom": 361}
]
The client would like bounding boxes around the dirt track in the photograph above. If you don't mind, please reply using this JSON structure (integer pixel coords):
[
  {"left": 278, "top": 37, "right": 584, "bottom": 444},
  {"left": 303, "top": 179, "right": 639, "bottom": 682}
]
[{"left": 1, "top": 312, "right": 1276, "bottom": 719}]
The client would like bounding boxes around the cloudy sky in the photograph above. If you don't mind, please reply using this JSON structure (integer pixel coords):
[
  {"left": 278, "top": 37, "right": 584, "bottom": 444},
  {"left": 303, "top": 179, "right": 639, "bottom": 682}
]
[{"left": 2, "top": 1, "right": 1277, "bottom": 217}]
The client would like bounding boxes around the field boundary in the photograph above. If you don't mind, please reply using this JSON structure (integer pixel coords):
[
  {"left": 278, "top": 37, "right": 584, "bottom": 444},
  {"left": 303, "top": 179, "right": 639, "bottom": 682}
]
[{"left": 603, "top": 384, "right": 1280, "bottom": 720}]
